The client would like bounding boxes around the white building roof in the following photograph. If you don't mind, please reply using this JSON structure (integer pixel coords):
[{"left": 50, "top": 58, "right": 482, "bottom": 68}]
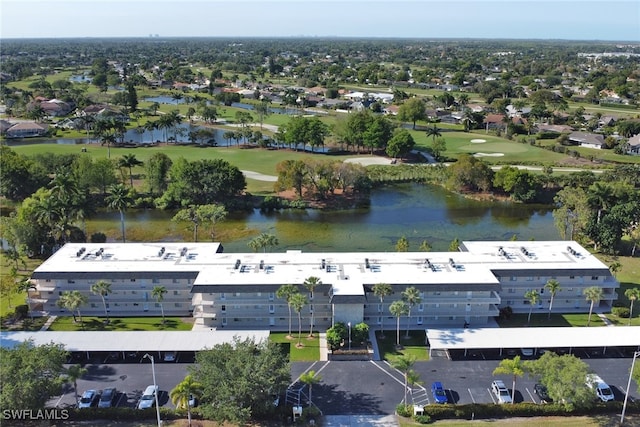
[
  {"left": 426, "top": 326, "right": 640, "bottom": 351},
  {"left": 0, "top": 330, "right": 270, "bottom": 352}
]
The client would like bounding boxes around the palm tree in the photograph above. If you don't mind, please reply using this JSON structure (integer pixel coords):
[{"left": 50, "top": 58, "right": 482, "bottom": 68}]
[
  {"left": 425, "top": 124, "right": 442, "bottom": 143},
  {"left": 90, "top": 280, "right": 112, "bottom": 322},
  {"left": 57, "top": 290, "right": 88, "bottom": 327},
  {"left": 290, "top": 292, "right": 308, "bottom": 348},
  {"left": 276, "top": 284, "right": 298, "bottom": 338},
  {"left": 524, "top": 289, "right": 540, "bottom": 324},
  {"left": 373, "top": 283, "right": 392, "bottom": 338},
  {"left": 391, "top": 354, "right": 416, "bottom": 406},
  {"left": 584, "top": 286, "right": 603, "bottom": 326},
  {"left": 303, "top": 276, "right": 321, "bottom": 337},
  {"left": 492, "top": 355, "right": 525, "bottom": 404},
  {"left": 152, "top": 285, "right": 167, "bottom": 323},
  {"left": 65, "top": 364, "right": 88, "bottom": 407},
  {"left": 401, "top": 286, "right": 422, "bottom": 337},
  {"left": 625, "top": 288, "right": 640, "bottom": 326},
  {"left": 144, "top": 120, "right": 158, "bottom": 143},
  {"left": 117, "top": 154, "right": 144, "bottom": 187},
  {"left": 544, "top": 279, "right": 562, "bottom": 320},
  {"left": 588, "top": 182, "right": 611, "bottom": 225},
  {"left": 609, "top": 261, "right": 622, "bottom": 278},
  {"left": 389, "top": 300, "right": 409, "bottom": 347},
  {"left": 299, "top": 370, "right": 322, "bottom": 407},
  {"left": 105, "top": 183, "right": 132, "bottom": 243},
  {"left": 170, "top": 375, "right": 203, "bottom": 427}
]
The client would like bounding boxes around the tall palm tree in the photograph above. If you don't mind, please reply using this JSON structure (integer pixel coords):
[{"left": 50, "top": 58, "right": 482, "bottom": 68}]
[
  {"left": 170, "top": 375, "right": 203, "bottom": 427},
  {"left": 90, "top": 280, "right": 112, "bottom": 322},
  {"left": 299, "top": 370, "right": 322, "bottom": 407},
  {"left": 425, "top": 124, "right": 442, "bottom": 143},
  {"left": 290, "top": 292, "right": 308, "bottom": 348},
  {"left": 117, "top": 154, "right": 144, "bottom": 187},
  {"left": 587, "top": 182, "right": 611, "bottom": 225},
  {"left": 391, "top": 354, "right": 416, "bottom": 406},
  {"left": 492, "top": 355, "right": 525, "bottom": 404},
  {"left": 389, "top": 300, "right": 409, "bottom": 347},
  {"left": 105, "top": 183, "right": 132, "bottom": 243},
  {"left": 401, "top": 286, "right": 422, "bottom": 337},
  {"left": 65, "top": 364, "right": 88, "bottom": 407},
  {"left": 276, "top": 284, "right": 298, "bottom": 338},
  {"left": 584, "top": 286, "right": 603, "bottom": 326},
  {"left": 152, "top": 285, "right": 167, "bottom": 323},
  {"left": 373, "top": 283, "right": 392, "bottom": 338},
  {"left": 524, "top": 289, "right": 540, "bottom": 324},
  {"left": 303, "top": 276, "right": 321, "bottom": 337},
  {"left": 144, "top": 120, "right": 158, "bottom": 143},
  {"left": 57, "top": 290, "right": 88, "bottom": 327},
  {"left": 544, "top": 279, "right": 562, "bottom": 320},
  {"left": 625, "top": 288, "right": 640, "bottom": 326}
]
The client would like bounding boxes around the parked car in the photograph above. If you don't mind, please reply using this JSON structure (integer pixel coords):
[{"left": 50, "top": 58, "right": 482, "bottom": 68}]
[
  {"left": 137, "top": 385, "right": 158, "bottom": 409},
  {"left": 491, "top": 380, "right": 512, "bottom": 404},
  {"left": 586, "top": 374, "right": 614, "bottom": 402},
  {"left": 188, "top": 394, "right": 198, "bottom": 408},
  {"left": 521, "top": 348, "right": 534, "bottom": 357},
  {"left": 533, "top": 383, "right": 552, "bottom": 403},
  {"left": 98, "top": 387, "right": 118, "bottom": 408},
  {"left": 78, "top": 390, "right": 100, "bottom": 408},
  {"left": 431, "top": 381, "right": 448, "bottom": 404},
  {"left": 163, "top": 351, "right": 177, "bottom": 362}
]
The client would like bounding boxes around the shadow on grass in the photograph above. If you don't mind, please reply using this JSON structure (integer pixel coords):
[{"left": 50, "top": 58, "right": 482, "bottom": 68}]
[{"left": 376, "top": 330, "right": 428, "bottom": 361}]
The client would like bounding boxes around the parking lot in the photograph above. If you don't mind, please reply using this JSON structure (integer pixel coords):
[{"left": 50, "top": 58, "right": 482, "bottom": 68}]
[{"left": 51, "top": 352, "right": 640, "bottom": 413}]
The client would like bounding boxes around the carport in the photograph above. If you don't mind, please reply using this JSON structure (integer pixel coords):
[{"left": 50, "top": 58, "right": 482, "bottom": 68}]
[
  {"left": 426, "top": 326, "right": 640, "bottom": 358},
  {"left": 0, "top": 330, "right": 270, "bottom": 359}
]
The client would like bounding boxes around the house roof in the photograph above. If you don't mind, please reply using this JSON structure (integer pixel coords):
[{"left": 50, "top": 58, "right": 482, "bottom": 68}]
[
  {"left": 569, "top": 132, "right": 605, "bottom": 146},
  {"left": 484, "top": 114, "right": 505, "bottom": 123},
  {"left": 628, "top": 134, "right": 640, "bottom": 147}
]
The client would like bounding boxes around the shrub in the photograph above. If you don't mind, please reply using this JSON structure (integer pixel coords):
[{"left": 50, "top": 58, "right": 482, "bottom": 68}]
[
  {"left": 352, "top": 322, "right": 369, "bottom": 345},
  {"left": 396, "top": 403, "right": 412, "bottom": 417},
  {"left": 90, "top": 232, "right": 107, "bottom": 243},
  {"left": 414, "top": 414, "right": 432, "bottom": 424},
  {"left": 14, "top": 304, "right": 28, "bottom": 319},
  {"left": 612, "top": 307, "right": 630, "bottom": 318}
]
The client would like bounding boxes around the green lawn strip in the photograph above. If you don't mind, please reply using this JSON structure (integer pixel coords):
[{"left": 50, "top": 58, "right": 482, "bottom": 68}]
[
  {"left": 269, "top": 331, "right": 320, "bottom": 362},
  {"left": 375, "top": 330, "right": 429, "bottom": 362},
  {"left": 400, "top": 415, "right": 628, "bottom": 427},
  {"left": 47, "top": 316, "right": 192, "bottom": 331},
  {"left": 497, "top": 313, "right": 606, "bottom": 328}
]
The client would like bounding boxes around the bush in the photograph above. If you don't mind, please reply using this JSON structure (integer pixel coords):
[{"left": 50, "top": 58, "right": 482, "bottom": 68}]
[
  {"left": 612, "top": 307, "right": 630, "bottom": 318},
  {"left": 14, "top": 304, "right": 28, "bottom": 319},
  {"left": 396, "top": 403, "right": 412, "bottom": 417},
  {"left": 90, "top": 232, "right": 107, "bottom": 243},
  {"left": 414, "top": 414, "right": 432, "bottom": 424},
  {"left": 352, "top": 322, "right": 369, "bottom": 345}
]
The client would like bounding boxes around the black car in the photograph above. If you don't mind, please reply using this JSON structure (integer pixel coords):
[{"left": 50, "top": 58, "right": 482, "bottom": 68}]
[{"left": 534, "top": 383, "right": 552, "bottom": 403}]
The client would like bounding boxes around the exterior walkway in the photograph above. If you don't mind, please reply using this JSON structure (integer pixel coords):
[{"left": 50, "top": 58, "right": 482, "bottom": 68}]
[
  {"left": 319, "top": 332, "right": 328, "bottom": 361},
  {"left": 40, "top": 316, "right": 56, "bottom": 331},
  {"left": 597, "top": 312, "right": 614, "bottom": 326},
  {"left": 322, "top": 415, "right": 399, "bottom": 427},
  {"left": 368, "top": 328, "right": 381, "bottom": 361}
]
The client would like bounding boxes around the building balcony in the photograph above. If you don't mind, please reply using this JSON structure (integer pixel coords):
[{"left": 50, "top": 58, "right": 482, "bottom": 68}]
[
  {"left": 193, "top": 307, "right": 217, "bottom": 319},
  {"left": 192, "top": 294, "right": 215, "bottom": 306}
]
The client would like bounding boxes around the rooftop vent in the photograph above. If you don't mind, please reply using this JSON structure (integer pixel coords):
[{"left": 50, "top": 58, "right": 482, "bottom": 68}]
[
  {"left": 76, "top": 247, "right": 86, "bottom": 258},
  {"left": 365, "top": 258, "right": 370, "bottom": 269},
  {"left": 180, "top": 247, "right": 188, "bottom": 257},
  {"left": 259, "top": 260, "right": 264, "bottom": 270},
  {"left": 567, "top": 246, "right": 579, "bottom": 256},
  {"left": 321, "top": 259, "right": 326, "bottom": 270},
  {"left": 498, "top": 246, "right": 505, "bottom": 256},
  {"left": 158, "top": 246, "right": 166, "bottom": 257},
  {"left": 520, "top": 246, "right": 530, "bottom": 257},
  {"left": 449, "top": 258, "right": 456, "bottom": 268},
  {"left": 234, "top": 259, "right": 241, "bottom": 270}
]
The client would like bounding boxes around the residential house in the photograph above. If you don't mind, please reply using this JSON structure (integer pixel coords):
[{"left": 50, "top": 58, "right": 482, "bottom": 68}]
[
  {"left": 626, "top": 134, "right": 640, "bottom": 155},
  {"left": 568, "top": 131, "right": 606, "bottom": 149},
  {"left": 484, "top": 114, "right": 506, "bottom": 131},
  {"left": 5, "top": 121, "right": 49, "bottom": 138}
]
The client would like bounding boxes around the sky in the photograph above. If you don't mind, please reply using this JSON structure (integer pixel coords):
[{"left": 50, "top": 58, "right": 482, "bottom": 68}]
[{"left": 1, "top": 0, "right": 639, "bottom": 41}]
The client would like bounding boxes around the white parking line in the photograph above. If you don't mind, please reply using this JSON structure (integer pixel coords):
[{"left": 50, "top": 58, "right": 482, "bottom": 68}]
[
  {"left": 290, "top": 361, "right": 329, "bottom": 387},
  {"left": 369, "top": 361, "right": 406, "bottom": 387},
  {"left": 468, "top": 388, "right": 476, "bottom": 403},
  {"left": 525, "top": 387, "right": 537, "bottom": 403},
  {"left": 487, "top": 388, "right": 497, "bottom": 404}
]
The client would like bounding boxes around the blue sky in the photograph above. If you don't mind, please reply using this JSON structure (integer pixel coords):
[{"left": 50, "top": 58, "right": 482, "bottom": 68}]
[{"left": 1, "top": 0, "right": 639, "bottom": 41}]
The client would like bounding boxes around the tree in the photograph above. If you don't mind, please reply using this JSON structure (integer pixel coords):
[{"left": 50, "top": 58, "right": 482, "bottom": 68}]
[
  {"left": 402, "top": 286, "right": 422, "bottom": 337},
  {"left": 431, "top": 137, "right": 447, "bottom": 162},
  {"left": 276, "top": 284, "right": 298, "bottom": 338},
  {"left": 418, "top": 240, "right": 432, "bottom": 252},
  {"left": 449, "top": 238, "right": 460, "bottom": 252},
  {"left": 191, "top": 336, "right": 290, "bottom": 424},
  {"left": 396, "top": 236, "right": 409, "bottom": 252},
  {"left": 609, "top": 261, "right": 622, "bottom": 278},
  {"left": 0, "top": 341, "right": 68, "bottom": 410},
  {"left": 90, "top": 280, "right": 112, "bottom": 322},
  {"left": 290, "top": 292, "right": 308, "bottom": 348},
  {"left": 254, "top": 99, "right": 271, "bottom": 130},
  {"left": 391, "top": 354, "right": 416, "bottom": 405},
  {"left": 584, "top": 286, "right": 603, "bottom": 326},
  {"left": 544, "top": 279, "right": 561, "bottom": 320},
  {"left": 248, "top": 233, "right": 279, "bottom": 253},
  {"left": 145, "top": 152, "right": 172, "bottom": 195},
  {"left": 57, "top": 290, "right": 88, "bottom": 327},
  {"left": 117, "top": 154, "right": 143, "bottom": 187},
  {"left": 65, "top": 364, "right": 88, "bottom": 408},
  {"left": 373, "top": 283, "right": 392, "bottom": 338},
  {"left": 152, "top": 285, "right": 167, "bottom": 323},
  {"left": 299, "top": 370, "right": 322, "bottom": 407},
  {"left": 389, "top": 300, "right": 409, "bottom": 347},
  {"left": 493, "top": 356, "right": 525, "bottom": 404},
  {"left": 105, "top": 183, "right": 132, "bottom": 243},
  {"left": 170, "top": 375, "right": 203, "bottom": 427},
  {"left": 303, "top": 276, "right": 322, "bottom": 337},
  {"left": 397, "top": 97, "right": 425, "bottom": 129},
  {"left": 625, "top": 288, "right": 640, "bottom": 325},
  {"left": 172, "top": 204, "right": 227, "bottom": 242},
  {"left": 524, "top": 289, "right": 540, "bottom": 324},
  {"left": 386, "top": 129, "right": 415, "bottom": 160},
  {"left": 425, "top": 124, "right": 442, "bottom": 143}
]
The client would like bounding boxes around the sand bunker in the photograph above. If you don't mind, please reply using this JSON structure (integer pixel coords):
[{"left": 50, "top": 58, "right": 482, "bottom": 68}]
[
  {"left": 470, "top": 139, "right": 487, "bottom": 143},
  {"left": 473, "top": 152, "right": 505, "bottom": 157}
]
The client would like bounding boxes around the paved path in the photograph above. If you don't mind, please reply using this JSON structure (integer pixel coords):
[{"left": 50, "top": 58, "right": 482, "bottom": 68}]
[
  {"left": 323, "top": 414, "right": 399, "bottom": 427},
  {"left": 40, "top": 315, "right": 56, "bottom": 331},
  {"left": 319, "top": 332, "right": 328, "bottom": 361},
  {"left": 597, "top": 312, "right": 615, "bottom": 326}
]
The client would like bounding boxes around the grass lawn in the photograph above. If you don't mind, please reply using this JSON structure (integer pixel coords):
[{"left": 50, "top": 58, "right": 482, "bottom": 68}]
[
  {"left": 400, "top": 414, "right": 640, "bottom": 427},
  {"left": 375, "top": 329, "right": 429, "bottom": 362},
  {"left": 497, "top": 313, "right": 606, "bottom": 328},
  {"left": 269, "top": 331, "right": 320, "bottom": 362},
  {"left": 47, "top": 316, "right": 193, "bottom": 331}
]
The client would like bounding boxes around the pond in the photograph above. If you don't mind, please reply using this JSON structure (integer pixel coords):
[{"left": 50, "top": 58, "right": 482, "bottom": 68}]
[{"left": 87, "top": 183, "right": 559, "bottom": 253}]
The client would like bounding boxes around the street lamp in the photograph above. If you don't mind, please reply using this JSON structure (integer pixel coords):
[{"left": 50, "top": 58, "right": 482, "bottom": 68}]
[
  {"left": 143, "top": 353, "right": 162, "bottom": 427},
  {"left": 347, "top": 322, "right": 352, "bottom": 351},
  {"left": 620, "top": 350, "right": 640, "bottom": 426}
]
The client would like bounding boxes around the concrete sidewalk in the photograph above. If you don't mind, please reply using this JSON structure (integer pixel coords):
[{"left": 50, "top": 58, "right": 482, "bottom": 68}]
[{"left": 319, "top": 332, "right": 328, "bottom": 361}]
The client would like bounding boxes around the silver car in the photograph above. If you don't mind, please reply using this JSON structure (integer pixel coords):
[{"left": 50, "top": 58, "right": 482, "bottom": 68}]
[{"left": 137, "top": 385, "right": 158, "bottom": 409}]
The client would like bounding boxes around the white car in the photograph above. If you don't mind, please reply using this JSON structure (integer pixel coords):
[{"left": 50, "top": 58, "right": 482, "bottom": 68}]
[
  {"left": 491, "top": 380, "right": 512, "bottom": 404},
  {"left": 137, "top": 385, "right": 158, "bottom": 409},
  {"left": 586, "top": 374, "right": 614, "bottom": 402}
]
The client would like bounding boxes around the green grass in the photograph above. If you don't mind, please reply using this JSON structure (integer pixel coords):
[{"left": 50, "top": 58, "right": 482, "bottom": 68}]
[
  {"left": 497, "top": 313, "right": 607, "bottom": 328},
  {"left": 47, "top": 316, "right": 193, "bottom": 331},
  {"left": 400, "top": 415, "right": 639, "bottom": 427},
  {"left": 269, "top": 331, "right": 320, "bottom": 362},
  {"left": 375, "top": 329, "right": 429, "bottom": 362}
]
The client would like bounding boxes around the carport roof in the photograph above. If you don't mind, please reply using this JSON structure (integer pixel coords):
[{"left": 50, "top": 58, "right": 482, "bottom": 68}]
[
  {"left": 0, "top": 330, "right": 270, "bottom": 352},
  {"left": 426, "top": 326, "right": 640, "bottom": 351}
]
